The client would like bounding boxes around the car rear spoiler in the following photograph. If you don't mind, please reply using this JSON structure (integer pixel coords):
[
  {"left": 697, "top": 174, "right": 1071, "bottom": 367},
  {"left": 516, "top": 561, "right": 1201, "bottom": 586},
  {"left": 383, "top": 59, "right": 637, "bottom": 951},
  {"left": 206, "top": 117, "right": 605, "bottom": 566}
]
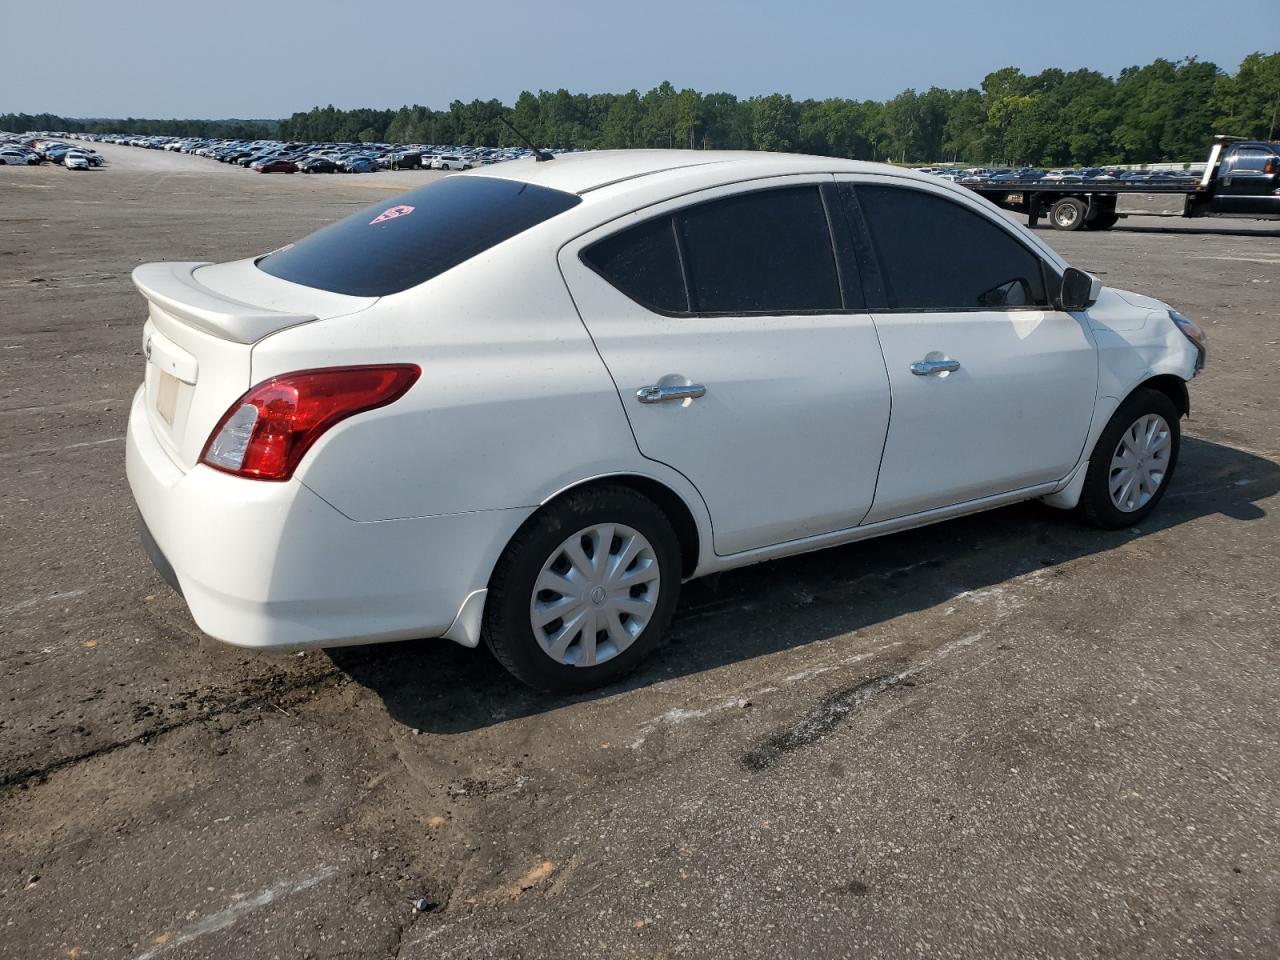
[{"left": 132, "top": 261, "right": 317, "bottom": 344}]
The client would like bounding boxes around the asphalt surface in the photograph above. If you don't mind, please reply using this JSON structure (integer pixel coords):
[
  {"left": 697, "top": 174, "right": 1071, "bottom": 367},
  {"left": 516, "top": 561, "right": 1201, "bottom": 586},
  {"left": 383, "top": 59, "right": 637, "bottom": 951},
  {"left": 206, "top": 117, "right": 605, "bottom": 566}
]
[{"left": 1, "top": 143, "right": 1278, "bottom": 960}]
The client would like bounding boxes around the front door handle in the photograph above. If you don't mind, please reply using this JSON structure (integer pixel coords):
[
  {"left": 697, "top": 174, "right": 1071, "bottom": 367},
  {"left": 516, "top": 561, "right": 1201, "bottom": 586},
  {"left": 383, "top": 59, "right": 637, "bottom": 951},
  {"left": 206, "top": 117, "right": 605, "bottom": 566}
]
[
  {"left": 636, "top": 383, "right": 707, "bottom": 404},
  {"left": 910, "top": 359, "right": 961, "bottom": 376}
]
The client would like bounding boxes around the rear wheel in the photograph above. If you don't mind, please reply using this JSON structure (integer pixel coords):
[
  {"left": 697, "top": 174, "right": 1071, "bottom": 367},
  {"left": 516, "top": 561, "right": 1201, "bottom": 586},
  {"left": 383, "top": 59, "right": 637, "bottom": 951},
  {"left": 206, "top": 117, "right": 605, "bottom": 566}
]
[
  {"left": 483, "top": 485, "right": 682, "bottom": 693},
  {"left": 1086, "top": 212, "right": 1120, "bottom": 230},
  {"left": 1050, "top": 197, "right": 1088, "bottom": 231},
  {"left": 1076, "top": 388, "right": 1181, "bottom": 528}
]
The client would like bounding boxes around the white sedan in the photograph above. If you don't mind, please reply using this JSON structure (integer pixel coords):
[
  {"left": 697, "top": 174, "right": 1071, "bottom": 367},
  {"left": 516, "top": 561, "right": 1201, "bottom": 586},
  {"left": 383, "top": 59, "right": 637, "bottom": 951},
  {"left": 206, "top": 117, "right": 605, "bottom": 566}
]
[{"left": 125, "top": 150, "right": 1206, "bottom": 692}]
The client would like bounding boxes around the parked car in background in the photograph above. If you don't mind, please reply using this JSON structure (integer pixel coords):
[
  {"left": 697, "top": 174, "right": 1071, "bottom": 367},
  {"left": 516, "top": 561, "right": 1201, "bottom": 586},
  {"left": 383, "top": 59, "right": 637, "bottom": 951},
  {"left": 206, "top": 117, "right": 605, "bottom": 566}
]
[
  {"left": 64, "top": 150, "right": 91, "bottom": 170},
  {"left": 432, "top": 155, "right": 472, "bottom": 170},
  {"left": 0, "top": 147, "right": 38, "bottom": 165},
  {"left": 4, "top": 130, "right": 541, "bottom": 177},
  {"left": 341, "top": 157, "right": 379, "bottom": 173},
  {"left": 300, "top": 157, "right": 338, "bottom": 174},
  {"left": 990, "top": 168, "right": 1046, "bottom": 182},
  {"left": 126, "top": 150, "right": 1203, "bottom": 693},
  {"left": 256, "top": 159, "right": 298, "bottom": 174}
]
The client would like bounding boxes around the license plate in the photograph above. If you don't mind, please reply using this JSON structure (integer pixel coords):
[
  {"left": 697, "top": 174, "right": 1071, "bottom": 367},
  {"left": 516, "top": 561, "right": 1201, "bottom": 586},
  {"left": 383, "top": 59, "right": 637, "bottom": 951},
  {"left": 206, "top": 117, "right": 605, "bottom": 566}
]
[{"left": 155, "top": 370, "right": 179, "bottom": 426}]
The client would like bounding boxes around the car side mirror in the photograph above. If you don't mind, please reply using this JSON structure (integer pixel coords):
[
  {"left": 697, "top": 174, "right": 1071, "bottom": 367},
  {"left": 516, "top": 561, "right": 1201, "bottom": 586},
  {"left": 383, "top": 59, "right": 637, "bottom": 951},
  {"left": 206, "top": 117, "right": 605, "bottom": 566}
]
[{"left": 1058, "top": 267, "right": 1101, "bottom": 311}]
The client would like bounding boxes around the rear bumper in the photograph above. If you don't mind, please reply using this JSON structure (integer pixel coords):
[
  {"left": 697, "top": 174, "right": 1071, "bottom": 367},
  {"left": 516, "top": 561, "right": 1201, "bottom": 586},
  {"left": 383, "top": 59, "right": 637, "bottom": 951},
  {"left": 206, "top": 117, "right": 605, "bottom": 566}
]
[
  {"left": 137, "top": 512, "right": 182, "bottom": 596},
  {"left": 125, "top": 387, "right": 530, "bottom": 650}
]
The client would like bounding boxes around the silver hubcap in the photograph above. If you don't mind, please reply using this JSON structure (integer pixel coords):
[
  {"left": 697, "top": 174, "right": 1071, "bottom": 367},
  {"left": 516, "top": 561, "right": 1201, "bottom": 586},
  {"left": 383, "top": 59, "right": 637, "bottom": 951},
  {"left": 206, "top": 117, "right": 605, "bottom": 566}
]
[
  {"left": 530, "top": 523, "right": 660, "bottom": 668},
  {"left": 1109, "top": 413, "right": 1171, "bottom": 512},
  {"left": 1057, "top": 205, "right": 1078, "bottom": 226}
]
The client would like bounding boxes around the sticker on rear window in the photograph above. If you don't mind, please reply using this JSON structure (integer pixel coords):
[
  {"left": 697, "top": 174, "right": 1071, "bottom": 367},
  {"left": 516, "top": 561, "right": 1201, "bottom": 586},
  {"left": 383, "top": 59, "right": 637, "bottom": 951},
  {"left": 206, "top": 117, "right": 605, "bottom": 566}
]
[{"left": 370, "top": 204, "right": 415, "bottom": 225}]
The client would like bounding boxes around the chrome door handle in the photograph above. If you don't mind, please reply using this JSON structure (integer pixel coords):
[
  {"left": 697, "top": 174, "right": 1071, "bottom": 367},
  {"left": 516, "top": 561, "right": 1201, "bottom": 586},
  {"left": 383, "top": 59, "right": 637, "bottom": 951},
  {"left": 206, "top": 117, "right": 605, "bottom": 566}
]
[
  {"left": 636, "top": 383, "right": 707, "bottom": 404},
  {"left": 910, "top": 359, "right": 961, "bottom": 376}
]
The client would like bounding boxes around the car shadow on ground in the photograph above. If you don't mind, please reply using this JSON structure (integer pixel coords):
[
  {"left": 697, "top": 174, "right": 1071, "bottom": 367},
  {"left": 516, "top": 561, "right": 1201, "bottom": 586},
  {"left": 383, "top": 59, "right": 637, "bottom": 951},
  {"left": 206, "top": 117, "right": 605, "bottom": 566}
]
[
  {"left": 1117, "top": 225, "right": 1280, "bottom": 238},
  {"left": 327, "top": 437, "right": 1279, "bottom": 733},
  {"left": 1033, "top": 223, "right": 1280, "bottom": 239}
]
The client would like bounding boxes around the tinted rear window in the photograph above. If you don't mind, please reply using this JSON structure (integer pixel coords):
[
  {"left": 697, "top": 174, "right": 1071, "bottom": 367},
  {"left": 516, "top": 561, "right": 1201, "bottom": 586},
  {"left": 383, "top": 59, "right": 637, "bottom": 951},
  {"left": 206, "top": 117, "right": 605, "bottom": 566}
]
[{"left": 257, "top": 175, "right": 581, "bottom": 296}]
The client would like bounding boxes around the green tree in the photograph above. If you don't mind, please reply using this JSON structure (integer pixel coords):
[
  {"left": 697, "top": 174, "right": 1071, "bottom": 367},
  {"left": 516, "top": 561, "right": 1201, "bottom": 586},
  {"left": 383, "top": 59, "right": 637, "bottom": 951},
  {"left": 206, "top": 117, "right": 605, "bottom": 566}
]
[
  {"left": 751, "top": 94, "right": 799, "bottom": 151},
  {"left": 1214, "top": 52, "right": 1280, "bottom": 140}
]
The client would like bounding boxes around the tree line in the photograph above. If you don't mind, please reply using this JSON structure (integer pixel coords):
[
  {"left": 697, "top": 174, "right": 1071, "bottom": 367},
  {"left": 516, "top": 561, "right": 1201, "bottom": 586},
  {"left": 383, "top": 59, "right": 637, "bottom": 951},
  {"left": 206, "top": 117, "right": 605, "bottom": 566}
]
[
  {"left": 0, "top": 113, "right": 280, "bottom": 140},
  {"left": 6, "top": 52, "right": 1277, "bottom": 165}
]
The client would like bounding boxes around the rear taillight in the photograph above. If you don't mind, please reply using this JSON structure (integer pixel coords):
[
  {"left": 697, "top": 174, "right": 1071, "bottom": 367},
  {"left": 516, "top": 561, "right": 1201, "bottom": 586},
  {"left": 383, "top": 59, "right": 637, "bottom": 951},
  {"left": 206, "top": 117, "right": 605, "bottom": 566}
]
[{"left": 200, "top": 365, "right": 420, "bottom": 481}]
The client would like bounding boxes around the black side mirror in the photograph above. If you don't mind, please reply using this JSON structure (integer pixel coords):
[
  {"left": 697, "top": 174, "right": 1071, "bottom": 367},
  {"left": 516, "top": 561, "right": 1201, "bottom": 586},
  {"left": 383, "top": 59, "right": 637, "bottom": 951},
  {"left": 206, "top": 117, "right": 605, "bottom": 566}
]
[{"left": 1058, "top": 267, "right": 1099, "bottom": 311}]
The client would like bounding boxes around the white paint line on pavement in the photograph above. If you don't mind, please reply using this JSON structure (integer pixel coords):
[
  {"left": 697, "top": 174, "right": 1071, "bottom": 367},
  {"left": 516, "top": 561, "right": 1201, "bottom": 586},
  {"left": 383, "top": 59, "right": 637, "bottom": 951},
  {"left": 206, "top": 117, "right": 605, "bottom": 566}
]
[
  {"left": 0, "top": 589, "right": 86, "bottom": 618},
  {"left": 63, "top": 436, "right": 125, "bottom": 449},
  {"left": 0, "top": 397, "right": 129, "bottom": 415},
  {"left": 1189, "top": 255, "right": 1280, "bottom": 265},
  {"left": 628, "top": 566, "right": 1057, "bottom": 749},
  {"left": 131, "top": 865, "right": 339, "bottom": 960},
  {"left": 0, "top": 436, "right": 124, "bottom": 459},
  {"left": 628, "top": 645, "right": 901, "bottom": 749}
]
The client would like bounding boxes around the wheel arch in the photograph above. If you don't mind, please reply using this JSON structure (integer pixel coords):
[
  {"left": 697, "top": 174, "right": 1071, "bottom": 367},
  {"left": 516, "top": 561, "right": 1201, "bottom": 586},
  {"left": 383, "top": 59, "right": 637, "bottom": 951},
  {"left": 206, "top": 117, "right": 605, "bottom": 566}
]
[
  {"left": 1042, "top": 373, "right": 1190, "bottom": 512},
  {"left": 1134, "top": 373, "right": 1190, "bottom": 418},
  {"left": 535, "top": 474, "right": 705, "bottom": 579}
]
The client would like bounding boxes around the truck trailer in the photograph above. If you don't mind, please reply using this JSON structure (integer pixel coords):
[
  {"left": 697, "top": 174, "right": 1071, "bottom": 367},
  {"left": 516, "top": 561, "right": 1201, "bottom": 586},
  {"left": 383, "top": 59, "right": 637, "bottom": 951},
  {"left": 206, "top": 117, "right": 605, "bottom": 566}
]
[{"left": 963, "top": 136, "right": 1280, "bottom": 231}]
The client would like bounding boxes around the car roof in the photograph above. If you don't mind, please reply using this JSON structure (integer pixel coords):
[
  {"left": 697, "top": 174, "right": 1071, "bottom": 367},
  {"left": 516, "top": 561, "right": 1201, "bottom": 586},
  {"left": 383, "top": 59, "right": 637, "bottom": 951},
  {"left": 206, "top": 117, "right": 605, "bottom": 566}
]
[{"left": 463, "top": 149, "right": 940, "bottom": 196}]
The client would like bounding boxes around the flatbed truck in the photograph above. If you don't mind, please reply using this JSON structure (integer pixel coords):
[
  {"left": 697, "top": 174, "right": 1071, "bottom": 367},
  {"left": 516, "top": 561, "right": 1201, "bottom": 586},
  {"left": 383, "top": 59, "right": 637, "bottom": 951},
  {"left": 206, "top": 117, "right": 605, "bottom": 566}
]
[{"left": 963, "top": 135, "right": 1280, "bottom": 231}]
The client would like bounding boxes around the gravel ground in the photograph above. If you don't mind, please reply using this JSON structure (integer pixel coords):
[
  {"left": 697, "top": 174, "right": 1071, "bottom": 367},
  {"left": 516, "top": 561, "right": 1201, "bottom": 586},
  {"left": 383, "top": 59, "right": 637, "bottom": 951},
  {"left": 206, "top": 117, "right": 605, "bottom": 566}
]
[{"left": 1, "top": 142, "right": 1278, "bottom": 960}]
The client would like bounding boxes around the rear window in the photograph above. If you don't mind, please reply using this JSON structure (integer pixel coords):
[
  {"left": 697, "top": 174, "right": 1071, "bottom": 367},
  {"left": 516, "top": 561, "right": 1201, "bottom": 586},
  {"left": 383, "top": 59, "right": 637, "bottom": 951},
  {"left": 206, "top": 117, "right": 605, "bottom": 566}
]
[{"left": 257, "top": 175, "right": 581, "bottom": 296}]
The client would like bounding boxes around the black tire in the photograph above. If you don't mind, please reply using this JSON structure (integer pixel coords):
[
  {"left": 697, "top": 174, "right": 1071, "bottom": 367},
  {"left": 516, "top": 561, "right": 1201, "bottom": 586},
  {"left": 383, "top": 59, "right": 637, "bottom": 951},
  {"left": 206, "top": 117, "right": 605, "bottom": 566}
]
[
  {"left": 1086, "top": 212, "right": 1120, "bottom": 231},
  {"left": 1076, "top": 388, "right": 1181, "bottom": 529},
  {"left": 1050, "top": 197, "right": 1088, "bottom": 231},
  {"left": 482, "top": 484, "right": 682, "bottom": 693}
]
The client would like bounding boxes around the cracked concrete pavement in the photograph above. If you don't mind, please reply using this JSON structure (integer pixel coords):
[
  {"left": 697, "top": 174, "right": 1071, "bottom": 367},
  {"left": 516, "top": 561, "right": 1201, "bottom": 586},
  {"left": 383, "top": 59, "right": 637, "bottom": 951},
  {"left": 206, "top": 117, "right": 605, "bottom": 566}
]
[{"left": 1, "top": 143, "right": 1278, "bottom": 959}]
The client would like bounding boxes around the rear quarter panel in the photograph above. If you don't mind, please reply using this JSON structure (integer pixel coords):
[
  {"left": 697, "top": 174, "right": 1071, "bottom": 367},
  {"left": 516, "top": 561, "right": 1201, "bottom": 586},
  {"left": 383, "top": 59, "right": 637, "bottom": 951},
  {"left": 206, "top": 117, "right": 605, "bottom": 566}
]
[{"left": 249, "top": 235, "right": 665, "bottom": 524}]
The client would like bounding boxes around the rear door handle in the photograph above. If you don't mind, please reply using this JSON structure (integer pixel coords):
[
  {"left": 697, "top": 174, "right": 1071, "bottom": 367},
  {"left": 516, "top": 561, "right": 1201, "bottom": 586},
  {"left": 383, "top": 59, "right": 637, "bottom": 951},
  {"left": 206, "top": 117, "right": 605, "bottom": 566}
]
[
  {"left": 910, "top": 359, "right": 961, "bottom": 376},
  {"left": 636, "top": 383, "right": 707, "bottom": 404}
]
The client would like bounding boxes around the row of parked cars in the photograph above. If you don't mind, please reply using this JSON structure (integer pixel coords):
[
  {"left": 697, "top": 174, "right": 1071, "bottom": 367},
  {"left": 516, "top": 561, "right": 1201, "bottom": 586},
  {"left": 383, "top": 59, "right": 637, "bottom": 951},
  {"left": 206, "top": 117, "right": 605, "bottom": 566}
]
[
  {"left": 914, "top": 164, "right": 1201, "bottom": 185},
  {"left": 0, "top": 135, "right": 105, "bottom": 170},
  {"left": 71, "top": 133, "right": 559, "bottom": 174}
]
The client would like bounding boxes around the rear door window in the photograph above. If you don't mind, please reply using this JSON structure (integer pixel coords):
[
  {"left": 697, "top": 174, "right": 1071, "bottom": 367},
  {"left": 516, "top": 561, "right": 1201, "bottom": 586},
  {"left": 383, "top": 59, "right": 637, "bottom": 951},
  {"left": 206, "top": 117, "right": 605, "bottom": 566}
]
[
  {"left": 677, "top": 187, "right": 841, "bottom": 314},
  {"left": 258, "top": 176, "right": 581, "bottom": 296},
  {"left": 849, "top": 184, "right": 1049, "bottom": 310}
]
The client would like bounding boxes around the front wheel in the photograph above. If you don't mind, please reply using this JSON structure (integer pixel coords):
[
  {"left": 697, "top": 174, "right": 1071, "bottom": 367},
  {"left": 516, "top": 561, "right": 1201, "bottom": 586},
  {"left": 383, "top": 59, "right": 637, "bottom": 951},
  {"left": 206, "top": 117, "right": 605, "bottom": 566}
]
[
  {"left": 483, "top": 485, "right": 682, "bottom": 693},
  {"left": 1076, "top": 388, "right": 1181, "bottom": 528}
]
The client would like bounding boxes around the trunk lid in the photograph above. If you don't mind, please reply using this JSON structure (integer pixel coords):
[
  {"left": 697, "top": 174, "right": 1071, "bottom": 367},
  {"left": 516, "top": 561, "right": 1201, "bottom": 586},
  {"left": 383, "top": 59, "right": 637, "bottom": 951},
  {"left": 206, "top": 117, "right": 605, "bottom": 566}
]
[{"left": 133, "top": 260, "right": 376, "bottom": 470}]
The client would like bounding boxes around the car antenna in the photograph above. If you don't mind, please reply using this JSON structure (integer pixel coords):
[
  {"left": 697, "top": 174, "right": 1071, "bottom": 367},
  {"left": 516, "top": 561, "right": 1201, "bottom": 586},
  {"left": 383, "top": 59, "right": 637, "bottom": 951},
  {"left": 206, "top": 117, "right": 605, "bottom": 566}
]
[{"left": 499, "top": 116, "right": 554, "bottom": 162}]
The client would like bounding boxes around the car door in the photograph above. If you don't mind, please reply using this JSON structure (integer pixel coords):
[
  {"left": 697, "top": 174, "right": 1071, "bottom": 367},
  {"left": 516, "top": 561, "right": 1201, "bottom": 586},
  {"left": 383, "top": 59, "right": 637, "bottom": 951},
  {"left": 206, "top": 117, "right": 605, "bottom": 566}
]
[
  {"left": 1211, "top": 146, "right": 1280, "bottom": 216},
  {"left": 834, "top": 178, "right": 1098, "bottom": 524},
  {"left": 559, "top": 178, "right": 892, "bottom": 556}
]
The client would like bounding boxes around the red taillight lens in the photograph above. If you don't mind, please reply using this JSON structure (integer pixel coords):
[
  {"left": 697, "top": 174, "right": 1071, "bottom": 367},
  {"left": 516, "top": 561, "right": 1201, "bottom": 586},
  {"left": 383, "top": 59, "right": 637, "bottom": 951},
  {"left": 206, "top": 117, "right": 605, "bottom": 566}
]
[{"left": 200, "top": 365, "right": 420, "bottom": 481}]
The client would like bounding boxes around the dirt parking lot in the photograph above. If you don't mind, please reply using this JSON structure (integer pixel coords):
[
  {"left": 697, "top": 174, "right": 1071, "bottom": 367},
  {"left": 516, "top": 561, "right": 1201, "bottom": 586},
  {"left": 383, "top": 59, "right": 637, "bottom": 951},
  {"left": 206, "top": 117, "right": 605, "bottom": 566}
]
[{"left": 1, "top": 142, "right": 1278, "bottom": 960}]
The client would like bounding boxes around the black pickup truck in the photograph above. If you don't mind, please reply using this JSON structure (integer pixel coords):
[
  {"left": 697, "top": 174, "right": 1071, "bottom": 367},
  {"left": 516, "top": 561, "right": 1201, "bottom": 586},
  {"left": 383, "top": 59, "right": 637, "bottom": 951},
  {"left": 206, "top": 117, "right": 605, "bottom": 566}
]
[{"left": 962, "top": 135, "right": 1280, "bottom": 231}]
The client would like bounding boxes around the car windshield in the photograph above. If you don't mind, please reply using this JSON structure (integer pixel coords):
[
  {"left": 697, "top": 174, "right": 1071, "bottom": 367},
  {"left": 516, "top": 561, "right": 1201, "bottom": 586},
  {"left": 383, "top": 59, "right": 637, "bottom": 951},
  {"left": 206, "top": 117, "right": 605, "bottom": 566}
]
[{"left": 257, "top": 175, "right": 582, "bottom": 297}]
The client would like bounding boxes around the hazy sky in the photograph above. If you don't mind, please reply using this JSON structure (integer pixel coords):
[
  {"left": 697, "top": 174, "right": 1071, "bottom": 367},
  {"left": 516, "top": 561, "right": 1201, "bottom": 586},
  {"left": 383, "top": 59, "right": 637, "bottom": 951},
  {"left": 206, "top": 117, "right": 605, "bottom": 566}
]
[{"left": 6, "top": 0, "right": 1277, "bottom": 117}]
